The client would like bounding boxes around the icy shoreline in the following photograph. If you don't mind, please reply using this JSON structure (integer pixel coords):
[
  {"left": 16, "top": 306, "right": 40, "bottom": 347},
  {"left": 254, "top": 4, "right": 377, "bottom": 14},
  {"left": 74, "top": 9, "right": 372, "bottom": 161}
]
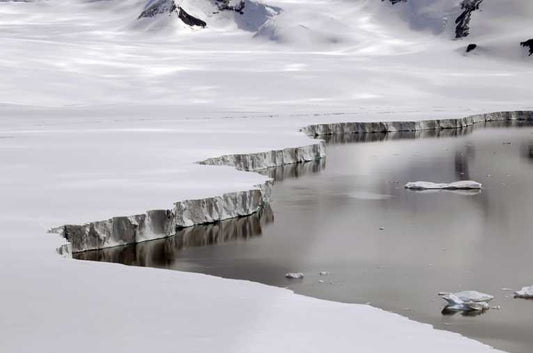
[
  {"left": 54, "top": 110, "right": 532, "bottom": 254},
  {"left": 302, "top": 111, "right": 533, "bottom": 136}
]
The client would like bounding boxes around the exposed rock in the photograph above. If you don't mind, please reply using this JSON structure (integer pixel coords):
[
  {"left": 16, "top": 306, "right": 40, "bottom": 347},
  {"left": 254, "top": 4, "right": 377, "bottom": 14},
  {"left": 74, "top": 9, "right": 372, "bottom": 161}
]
[
  {"left": 466, "top": 43, "right": 477, "bottom": 53},
  {"left": 382, "top": 0, "right": 406, "bottom": 5},
  {"left": 138, "top": 0, "right": 206, "bottom": 28},
  {"left": 138, "top": 0, "right": 176, "bottom": 19},
  {"left": 455, "top": 0, "right": 483, "bottom": 39},
  {"left": 521, "top": 39, "right": 533, "bottom": 56},
  {"left": 214, "top": 0, "right": 245, "bottom": 14},
  {"left": 178, "top": 7, "right": 207, "bottom": 27}
]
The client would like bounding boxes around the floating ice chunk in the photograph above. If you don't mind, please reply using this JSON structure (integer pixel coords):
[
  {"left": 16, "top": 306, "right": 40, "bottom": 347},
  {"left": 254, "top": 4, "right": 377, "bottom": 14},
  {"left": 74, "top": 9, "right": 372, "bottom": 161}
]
[
  {"left": 405, "top": 180, "right": 482, "bottom": 190},
  {"left": 514, "top": 286, "right": 533, "bottom": 299},
  {"left": 439, "top": 291, "right": 493, "bottom": 312},
  {"left": 439, "top": 290, "right": 494, "bottom": 302},
  {"left": 285, "top": 272, "right": 304, "bottom": 279},
  {"left": 319, "top": 271, "right": 329, "bottom": 276}
]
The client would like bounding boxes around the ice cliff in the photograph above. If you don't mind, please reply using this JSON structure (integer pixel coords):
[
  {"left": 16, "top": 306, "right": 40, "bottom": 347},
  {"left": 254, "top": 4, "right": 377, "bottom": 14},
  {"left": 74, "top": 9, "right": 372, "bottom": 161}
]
[
  {"left": 53, "top": 111, "right": 533, "bottom": 254},
  {"left": 53, "top": 143, "right": 325, "bottom": 253}
]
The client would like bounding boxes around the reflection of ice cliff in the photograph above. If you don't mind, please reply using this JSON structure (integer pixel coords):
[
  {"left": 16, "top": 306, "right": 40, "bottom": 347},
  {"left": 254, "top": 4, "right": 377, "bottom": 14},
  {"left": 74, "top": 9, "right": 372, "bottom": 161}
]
[{"left": 75, "top": 204, "right": 274, "bottom": 267}]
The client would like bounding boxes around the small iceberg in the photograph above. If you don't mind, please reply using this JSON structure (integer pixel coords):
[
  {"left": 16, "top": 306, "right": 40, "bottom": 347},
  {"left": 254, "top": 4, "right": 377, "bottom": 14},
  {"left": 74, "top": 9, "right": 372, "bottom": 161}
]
[
  {"left": 405, "top": 180, "right": 482, "bottom": 190},
  {"left": 514, "top": 286, "right": 533, "bottom": 299},
  {"left": 285, "top": 272, "right": 304, "bottom": 279},
  {"left": 439, "top": 291, "right": 493, "bottom": 313}
]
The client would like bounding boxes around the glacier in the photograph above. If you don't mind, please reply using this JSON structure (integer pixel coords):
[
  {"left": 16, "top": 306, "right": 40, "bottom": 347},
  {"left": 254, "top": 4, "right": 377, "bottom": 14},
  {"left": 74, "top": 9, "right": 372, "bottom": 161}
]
[{"left": 1, "top": 0, "right": 532, "bottom": 352}]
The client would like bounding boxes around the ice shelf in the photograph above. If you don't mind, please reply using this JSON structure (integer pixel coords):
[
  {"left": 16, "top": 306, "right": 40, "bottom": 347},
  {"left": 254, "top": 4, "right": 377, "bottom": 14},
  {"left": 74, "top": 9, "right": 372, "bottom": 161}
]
[{"left": 53, "top": 110, "right": 532, "bottom": 254}]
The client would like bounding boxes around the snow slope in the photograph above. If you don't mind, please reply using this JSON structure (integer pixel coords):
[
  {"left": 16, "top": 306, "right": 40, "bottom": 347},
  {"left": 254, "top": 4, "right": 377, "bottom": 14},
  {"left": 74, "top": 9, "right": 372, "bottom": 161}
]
[{"left": 0, "top": 0, "right": 532, "bottom": 352}]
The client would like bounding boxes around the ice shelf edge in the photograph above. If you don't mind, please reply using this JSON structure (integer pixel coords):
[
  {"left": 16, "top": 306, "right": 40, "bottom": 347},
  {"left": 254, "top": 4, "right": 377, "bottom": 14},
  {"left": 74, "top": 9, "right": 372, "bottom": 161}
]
[{"left": 52, "top": 110, "right": 532, "bottom": 254}]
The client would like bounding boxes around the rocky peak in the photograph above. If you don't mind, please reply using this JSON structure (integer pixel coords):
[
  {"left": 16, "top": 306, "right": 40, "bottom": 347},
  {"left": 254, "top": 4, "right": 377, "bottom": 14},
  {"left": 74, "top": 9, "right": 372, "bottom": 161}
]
[
  {"left": 138, "top": 0, "right": 206, "bottom": 27},
  {"left": 214, "top": 0, "right": 246, "bottom": 14},
  {"left": 521, "top": 39, "right": 533, "bottom": 56},
  {"left": 455, "top": 0, "right": 483, "bottom": 38},
  {"left": 138, "top": 0, "right": 176, "bottom": 19}
]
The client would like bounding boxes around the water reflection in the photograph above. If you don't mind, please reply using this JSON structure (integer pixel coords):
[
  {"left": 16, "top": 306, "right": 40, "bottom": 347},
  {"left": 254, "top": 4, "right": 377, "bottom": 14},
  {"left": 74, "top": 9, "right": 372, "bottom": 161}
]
[
  {"left": 75, "top": 205, "right": 274, "bottom": 267},
  {"left": 441, "top": 307, "right": 488, "bottom": 317},
  {"left": 76, "top": 122, "right": 533, "bottom": 353},
  {"left": 519, "top": 141, "right": 533, "bottom": 162},
  {"left": 323, "top": 120, "right": 533, "bottom": 145},
  {"left": 322, "top": 127, "right": 475, "bottom": 145},
  {"left": 263, "top": 157, "right": 326, "bottom": 182}
]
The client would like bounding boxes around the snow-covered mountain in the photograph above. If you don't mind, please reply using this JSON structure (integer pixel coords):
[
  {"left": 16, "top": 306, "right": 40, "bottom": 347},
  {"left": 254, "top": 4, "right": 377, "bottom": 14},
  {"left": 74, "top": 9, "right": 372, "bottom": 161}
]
[
  {"left": 0, "top": 2, "right": 532, "bottom": 353},
  {"left": 132, "top": 0, "right": 532, "bottom": 57},
  {"left": 135, "top": 0, "right": 280, "bottom": 33},
  {"left": 0, "top": 0, "right": 530, "bottom": 111}
]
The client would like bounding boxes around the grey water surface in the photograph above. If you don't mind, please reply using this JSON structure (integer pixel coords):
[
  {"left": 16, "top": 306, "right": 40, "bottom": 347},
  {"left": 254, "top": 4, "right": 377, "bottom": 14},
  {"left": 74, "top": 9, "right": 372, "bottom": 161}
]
[{"left": 77, "top": 122, "right": 533, "bottom": 353}]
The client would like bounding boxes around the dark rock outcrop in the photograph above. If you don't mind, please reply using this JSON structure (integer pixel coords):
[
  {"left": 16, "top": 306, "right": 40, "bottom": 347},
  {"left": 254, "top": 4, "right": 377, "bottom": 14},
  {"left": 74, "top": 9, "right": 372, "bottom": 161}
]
[
  {"left": 138, "top": 0, "right": 206, "bottom": 27},
  {"left": 521, "top": 39, "right": 533, "bottom": 56},
  {"left": 214, "top": 0, "right": 245, "bottom": 14},
  {"left": 455, "top": 0, "right": 483, "bottom": 39},
  {"left": 382, "top": 0, "right": 406, "bottom": 5},
  {"left": 138, "top": 0, "right": 176, "bottom": 19},
  {"left": 178, "top": 7, "right": 207, "bottom": 27},
  {"left": 466, "top": 43, "right": 477, "bottom": 52}
]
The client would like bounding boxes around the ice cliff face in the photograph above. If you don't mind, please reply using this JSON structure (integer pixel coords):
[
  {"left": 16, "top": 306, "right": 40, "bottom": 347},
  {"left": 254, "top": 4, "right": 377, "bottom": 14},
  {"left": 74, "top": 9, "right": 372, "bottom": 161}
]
[
  {"left": 57, "top": 182, "right": 272, "bottom": 253},
  {"left": 54, "top": 142, "right": 325, "bottom": 253}
]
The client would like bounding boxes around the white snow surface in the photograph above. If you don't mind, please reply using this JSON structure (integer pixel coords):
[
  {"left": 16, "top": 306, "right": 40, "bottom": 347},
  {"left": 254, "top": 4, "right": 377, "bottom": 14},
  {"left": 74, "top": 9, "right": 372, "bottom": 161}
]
[
  {"left": 1, "top": 0, "right": 531, "bottom": 352},
  {"left": 405, "top": 180, "right": 483, "bottom": 190}
]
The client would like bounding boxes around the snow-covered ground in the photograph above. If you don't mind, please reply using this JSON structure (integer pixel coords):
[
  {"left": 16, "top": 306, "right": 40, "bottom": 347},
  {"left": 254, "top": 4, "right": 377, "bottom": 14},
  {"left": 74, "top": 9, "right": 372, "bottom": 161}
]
[{"left": 1, "top": 0, "right": 532, "bottom": 352}]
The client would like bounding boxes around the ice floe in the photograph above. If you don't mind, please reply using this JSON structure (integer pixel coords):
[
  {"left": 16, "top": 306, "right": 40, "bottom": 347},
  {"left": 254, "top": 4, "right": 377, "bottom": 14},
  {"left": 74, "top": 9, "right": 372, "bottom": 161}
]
[
  {"left": 285, "top": 272, "right": 304, "bottom": 279},
  {"left": 439, "top": 291, "right": 493, "bottom": 312},
  {"left": 514, "top": 286, "right": 533, "bottom": 299}
]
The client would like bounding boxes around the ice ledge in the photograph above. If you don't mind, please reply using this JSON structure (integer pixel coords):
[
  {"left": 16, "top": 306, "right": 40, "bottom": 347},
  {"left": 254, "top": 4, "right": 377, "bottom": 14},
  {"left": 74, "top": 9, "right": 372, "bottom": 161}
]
[
  {"left": 52, "top": 143, "right": 326, "bottom": 254},
  {"left": 198, "top": 142, "right": 326, "bottom": 172},
  {"left": 301, "top": 111, "right": 533, "bottom": 137},
  {"left": 52, "top": 181, "right": 272, "bottom": 253},
  {"left": 52, "top": 111, "right": 531, "bottom": 254}
]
